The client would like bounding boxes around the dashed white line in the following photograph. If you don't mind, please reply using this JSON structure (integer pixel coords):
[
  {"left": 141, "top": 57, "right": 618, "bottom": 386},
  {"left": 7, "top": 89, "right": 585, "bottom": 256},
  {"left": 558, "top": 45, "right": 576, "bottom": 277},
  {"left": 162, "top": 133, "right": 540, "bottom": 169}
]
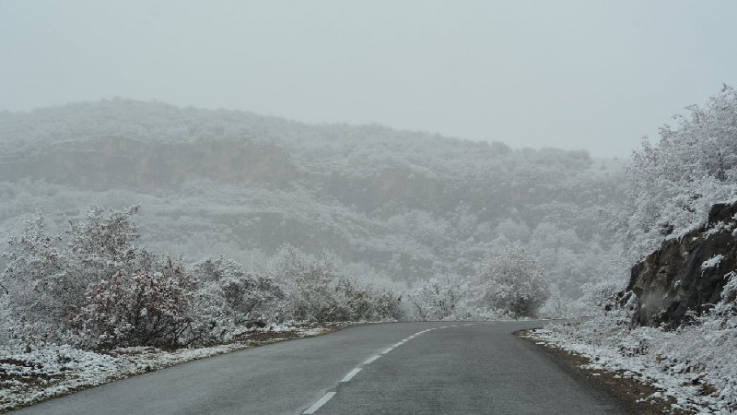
[
  {"left": 302, "top": 326, "right": 461, "bottom": 413},
  {"left": 303, "top": 392, "right": 336, "bottom": 414},
  {"left": 341, "top": 368, "right": 362, "bottom": 382},
  {"left": 363, "top": 355, "right": 381, "bottom": 365}
]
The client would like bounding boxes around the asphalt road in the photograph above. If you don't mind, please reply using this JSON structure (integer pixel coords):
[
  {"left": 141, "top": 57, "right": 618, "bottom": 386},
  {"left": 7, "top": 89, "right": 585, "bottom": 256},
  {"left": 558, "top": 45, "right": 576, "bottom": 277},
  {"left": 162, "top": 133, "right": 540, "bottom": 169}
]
[{"left": 13, "top": 321, "right": 630, "bottom": 415}]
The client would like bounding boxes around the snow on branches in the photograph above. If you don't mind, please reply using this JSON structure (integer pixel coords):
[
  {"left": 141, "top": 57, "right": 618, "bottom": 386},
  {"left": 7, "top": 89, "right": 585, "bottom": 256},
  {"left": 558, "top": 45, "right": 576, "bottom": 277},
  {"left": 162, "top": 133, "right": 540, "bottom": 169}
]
[
  {"left": 265, "top": 245, "right": 403, "bottom": 323},
  {"left": 1, "top": 206, "right": 199, "bottom": 350},
  {"left": 622, "top": 86, "right": 737, "bottom": 262},
  {"left": 475, "top": 246, "right": 550, "bottom": 318},
  {"left": 0, "top": 212, "right": 406, "bottom": 350}
]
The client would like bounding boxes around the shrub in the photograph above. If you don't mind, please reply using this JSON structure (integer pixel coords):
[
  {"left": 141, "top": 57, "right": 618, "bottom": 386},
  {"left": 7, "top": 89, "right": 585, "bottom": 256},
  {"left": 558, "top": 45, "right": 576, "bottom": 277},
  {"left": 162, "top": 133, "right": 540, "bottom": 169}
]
[
  {"left": 72, "top": 259, "right": 196, "bottom": 350},
  {"left": 476, "top": 246, "right": 550, "bottom": 318},
  {"left": 1, "top": 206, "right": 200, "bottom": 349},
  {"left": 409, "top": 275, "right": 470, "bottom": 320},
  {"left": 268, "top": 245, "right": 403, "bottom": 322},
  {"left": 192, "top": 257, "right": 283, "bottom": 341}
]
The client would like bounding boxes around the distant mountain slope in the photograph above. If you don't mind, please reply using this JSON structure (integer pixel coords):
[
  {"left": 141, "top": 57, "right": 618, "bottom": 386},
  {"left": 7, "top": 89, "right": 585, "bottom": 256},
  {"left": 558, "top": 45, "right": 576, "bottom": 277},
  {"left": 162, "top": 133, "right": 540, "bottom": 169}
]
[{"left": 0, "top": 99, "right": 625, "bottom": 292}]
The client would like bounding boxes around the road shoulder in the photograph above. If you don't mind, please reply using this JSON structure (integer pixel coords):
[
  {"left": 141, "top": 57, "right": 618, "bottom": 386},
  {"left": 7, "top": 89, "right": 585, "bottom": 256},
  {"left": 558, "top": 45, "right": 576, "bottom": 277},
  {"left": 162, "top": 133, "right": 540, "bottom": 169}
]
[
  {"left": 516, "top": 329, "right": 692, "bottom": 415},
  {"left": 1, "top": 324, "right": 342, "bottom": 413}
]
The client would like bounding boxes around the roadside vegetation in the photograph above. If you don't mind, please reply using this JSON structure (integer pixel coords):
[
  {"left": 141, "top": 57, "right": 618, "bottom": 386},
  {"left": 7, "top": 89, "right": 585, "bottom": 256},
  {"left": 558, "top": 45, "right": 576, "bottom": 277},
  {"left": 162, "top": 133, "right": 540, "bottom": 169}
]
[
  {"left": 2, "top": 205, "right": 550, "bottom": 353},
  {"left": 0, "top": 203, "right": 549, "bottom": 411},
  {"left": 533, "top": 86, "right": 737, "bottom": 414}
]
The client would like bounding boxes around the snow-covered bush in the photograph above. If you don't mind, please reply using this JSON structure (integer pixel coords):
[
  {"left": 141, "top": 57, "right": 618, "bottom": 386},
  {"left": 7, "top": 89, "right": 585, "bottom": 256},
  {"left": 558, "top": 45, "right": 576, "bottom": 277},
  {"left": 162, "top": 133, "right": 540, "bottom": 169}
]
[
  {"left": 475, "top": 246, "right": 550, "bottom": 318},
  {"left": 2, "top": 214, "right": 70, "bottom": 343},
  {"left": 1, "top": 206, "right": 412, "bottom": 351},
  {"left": 408, "top": 274, "right": 472, "bottom": 320},
  {"left": 267, "top": 246, "right": 343, "bottom": 322},
  {"left": 192, "top": 257, "right": 283, "bottom": 341},
  {"left": 267, "top": 245, "right": 403, "bottom": 322},
  {"left": 1, "top": 206, "right": 200, "bottom": 349},
  {"left": 72, "top": 260, "right": 196, "bottom": 350}
]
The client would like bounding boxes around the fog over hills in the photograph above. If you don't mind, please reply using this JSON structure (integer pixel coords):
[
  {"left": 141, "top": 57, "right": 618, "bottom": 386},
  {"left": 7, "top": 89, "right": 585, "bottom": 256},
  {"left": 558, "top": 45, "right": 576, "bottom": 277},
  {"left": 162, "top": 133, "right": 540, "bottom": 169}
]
[{"left": 0, "top": 98, "right": 625, "bottom": 297}]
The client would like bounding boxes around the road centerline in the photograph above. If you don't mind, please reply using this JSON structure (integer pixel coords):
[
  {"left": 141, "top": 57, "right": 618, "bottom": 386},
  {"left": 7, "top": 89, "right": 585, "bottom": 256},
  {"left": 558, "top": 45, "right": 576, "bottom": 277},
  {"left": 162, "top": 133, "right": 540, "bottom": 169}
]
[
  {"left": 340, "top": 368, "right": 362, "bottom": 383},
  {"left": 363, "top": 355, "right": 381, "bottom": 365},
  {"left": 303, "top": 392, "right": 337, "bottom": 414}
]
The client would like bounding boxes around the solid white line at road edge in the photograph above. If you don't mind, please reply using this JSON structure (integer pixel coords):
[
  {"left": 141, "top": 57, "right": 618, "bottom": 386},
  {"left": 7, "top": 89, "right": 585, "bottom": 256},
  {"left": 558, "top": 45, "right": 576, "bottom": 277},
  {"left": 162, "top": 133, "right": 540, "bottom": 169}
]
[
  {"left": 341, "top": 368, "right": 362, "bottom": 382},
  {"left": 303, "top": 392, "right": 337, "bottom": 414}
]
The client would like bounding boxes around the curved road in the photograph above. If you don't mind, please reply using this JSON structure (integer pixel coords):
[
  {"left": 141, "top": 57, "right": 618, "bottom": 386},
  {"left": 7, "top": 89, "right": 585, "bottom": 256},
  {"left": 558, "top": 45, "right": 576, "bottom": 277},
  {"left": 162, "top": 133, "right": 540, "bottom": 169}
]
[{"left": 13, "top": 322, "right": 629, "bottom": 415}]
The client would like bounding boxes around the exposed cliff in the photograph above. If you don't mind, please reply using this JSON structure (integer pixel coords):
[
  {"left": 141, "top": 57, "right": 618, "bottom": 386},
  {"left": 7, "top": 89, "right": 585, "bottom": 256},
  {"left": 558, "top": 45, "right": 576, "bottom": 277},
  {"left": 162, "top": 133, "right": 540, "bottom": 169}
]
[{"left": 628, "top": 201, "right": 737, "bottom": 328}]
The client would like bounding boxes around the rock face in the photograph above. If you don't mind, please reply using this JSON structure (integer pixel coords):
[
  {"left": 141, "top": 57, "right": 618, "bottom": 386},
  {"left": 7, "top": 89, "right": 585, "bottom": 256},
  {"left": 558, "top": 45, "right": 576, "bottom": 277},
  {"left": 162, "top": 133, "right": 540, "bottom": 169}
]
[{"left": 628, "top": 201, "right": 737, "bottom": 328}]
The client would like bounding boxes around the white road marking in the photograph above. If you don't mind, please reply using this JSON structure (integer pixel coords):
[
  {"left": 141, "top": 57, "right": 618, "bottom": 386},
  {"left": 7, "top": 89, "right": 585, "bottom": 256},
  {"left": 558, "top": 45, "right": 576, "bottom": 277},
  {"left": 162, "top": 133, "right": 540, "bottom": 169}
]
[
  {"left": 363, "top": 355, "right": 381, "bottom": 365},
  {"left": 341, "top": 368, "right": 362, "bottom": 383},
  {"left": 303, "top": 392, "right": 337, "bottom": 414},
  {"left": 304, "top": 327, "right": 462, "bottom": 413}
]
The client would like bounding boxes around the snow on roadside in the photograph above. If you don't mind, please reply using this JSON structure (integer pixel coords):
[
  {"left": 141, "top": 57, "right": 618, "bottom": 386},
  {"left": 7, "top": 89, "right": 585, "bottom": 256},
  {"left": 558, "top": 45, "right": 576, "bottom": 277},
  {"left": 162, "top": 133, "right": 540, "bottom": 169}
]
[
  {"left": 526, "top": 318, "right": 733, "bottom": 415},
  {"left": 0, "top": 325, "right": 333, "bottom": 412}
]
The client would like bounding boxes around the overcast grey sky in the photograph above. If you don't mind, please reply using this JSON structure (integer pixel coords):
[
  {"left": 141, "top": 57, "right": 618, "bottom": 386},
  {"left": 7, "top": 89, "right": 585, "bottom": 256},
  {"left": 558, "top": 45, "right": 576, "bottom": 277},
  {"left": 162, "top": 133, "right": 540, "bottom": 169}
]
[{"left": 1, "top": 1, "right": 736, "bottom": 157}]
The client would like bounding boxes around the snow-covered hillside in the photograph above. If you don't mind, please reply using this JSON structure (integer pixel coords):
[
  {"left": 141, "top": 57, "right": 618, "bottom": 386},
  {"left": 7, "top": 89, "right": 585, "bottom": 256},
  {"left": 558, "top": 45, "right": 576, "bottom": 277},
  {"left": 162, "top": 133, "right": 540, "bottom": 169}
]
[{"left": 0, "top": 99, "right": 625, "bottom": 295}]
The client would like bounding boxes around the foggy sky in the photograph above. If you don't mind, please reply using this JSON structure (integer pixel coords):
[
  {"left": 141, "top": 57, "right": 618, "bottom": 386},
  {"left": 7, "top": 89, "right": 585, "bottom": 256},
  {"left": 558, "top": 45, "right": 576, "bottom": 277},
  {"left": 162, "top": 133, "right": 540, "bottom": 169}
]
[{"left": 1, "top": 1, "right": 736, "bottom": 158}]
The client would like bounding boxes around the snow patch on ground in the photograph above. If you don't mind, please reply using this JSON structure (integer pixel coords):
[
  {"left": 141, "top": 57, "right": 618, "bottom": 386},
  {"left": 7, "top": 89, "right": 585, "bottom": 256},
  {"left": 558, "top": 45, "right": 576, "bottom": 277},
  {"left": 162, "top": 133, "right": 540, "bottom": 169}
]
[{"left": 528, "top": 318, "right": 734, "bottom": 414}]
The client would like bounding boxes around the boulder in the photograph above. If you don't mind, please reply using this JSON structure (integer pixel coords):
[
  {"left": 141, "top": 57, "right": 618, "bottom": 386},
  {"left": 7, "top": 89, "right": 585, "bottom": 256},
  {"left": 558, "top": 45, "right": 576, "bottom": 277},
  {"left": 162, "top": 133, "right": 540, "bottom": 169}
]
[{"left": 628, "top": 201, "right": 737, "bottom": 328}]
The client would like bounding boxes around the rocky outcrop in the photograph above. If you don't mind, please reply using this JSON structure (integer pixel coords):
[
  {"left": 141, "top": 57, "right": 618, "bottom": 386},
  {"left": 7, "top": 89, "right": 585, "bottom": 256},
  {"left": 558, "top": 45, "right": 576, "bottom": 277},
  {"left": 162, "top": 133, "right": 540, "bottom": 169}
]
[{"left": 628, "top": 201, "right": 737, "bottom": 328}]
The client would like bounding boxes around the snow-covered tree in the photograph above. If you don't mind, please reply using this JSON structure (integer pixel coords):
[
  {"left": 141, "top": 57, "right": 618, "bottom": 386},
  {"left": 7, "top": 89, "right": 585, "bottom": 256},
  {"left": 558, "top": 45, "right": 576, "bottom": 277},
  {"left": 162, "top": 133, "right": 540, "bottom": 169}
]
[
  {"left": 409, "top": 274, "right": 471, "bottom": 320},
  {"left": 621, "top": 86, "right": 737, "bottom": 261},
  {"left": 2, "top": 214, "right": 68, "bottom": 342},
  {"left": 475, "top": 246, "right": 550, "bottom": 318}
]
